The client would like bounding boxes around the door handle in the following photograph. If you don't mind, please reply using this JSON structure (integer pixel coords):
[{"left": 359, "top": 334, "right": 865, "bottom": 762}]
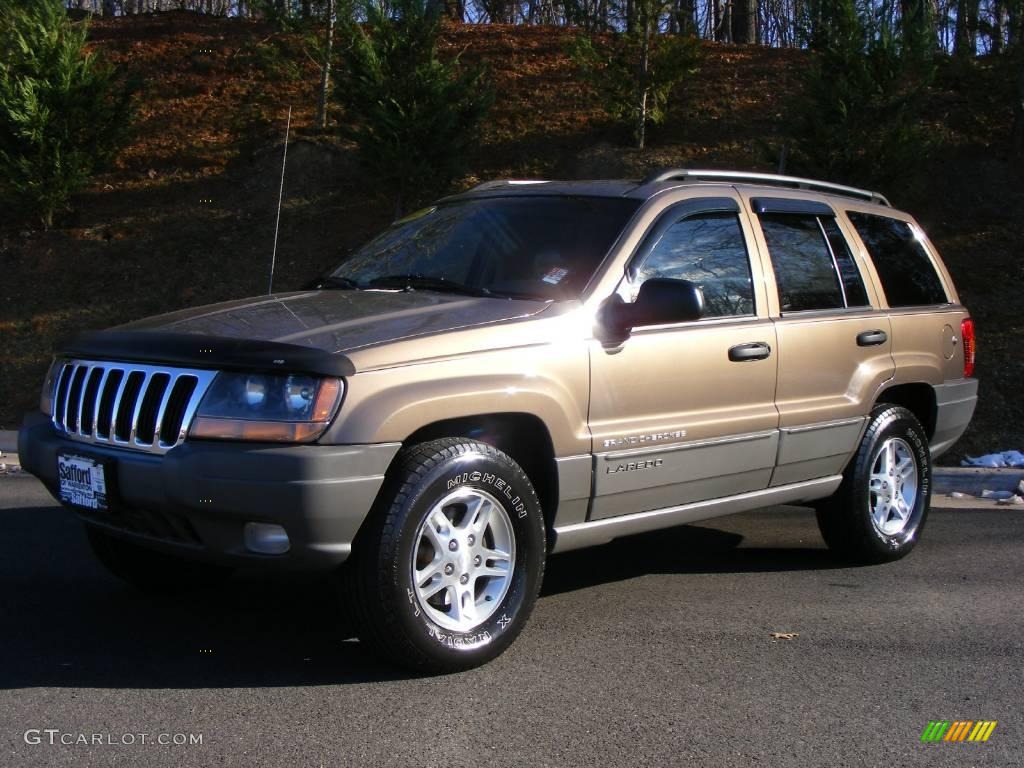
[
  {"left": 728, "top": 342, "right": 772, "bottom": 362},
  {"left": 856, "top": 329, "right": 888, "bottom": 347}
]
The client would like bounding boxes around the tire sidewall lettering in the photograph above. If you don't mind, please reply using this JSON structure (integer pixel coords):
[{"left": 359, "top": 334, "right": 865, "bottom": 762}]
[
  {"left": 446, "top": 469, "right": 528, "bottom": 518},
  {"left": 865, "top": 413, "right": 931, "bottom": 549}
]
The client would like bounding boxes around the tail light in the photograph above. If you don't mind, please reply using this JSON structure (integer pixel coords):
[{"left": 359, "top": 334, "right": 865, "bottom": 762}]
[{"left": 961, "top": 318, "right": 975, "bottom": 378}]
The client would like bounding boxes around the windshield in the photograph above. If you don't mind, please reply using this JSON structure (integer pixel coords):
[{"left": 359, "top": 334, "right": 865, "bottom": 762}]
[{"left": 330, "top": 196, "right": 640, "bottom": 300}]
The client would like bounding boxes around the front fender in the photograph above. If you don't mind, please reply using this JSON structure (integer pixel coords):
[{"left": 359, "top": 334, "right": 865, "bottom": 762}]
[{"left": 321, "top": 347, "right": 591, "bottom": 457}]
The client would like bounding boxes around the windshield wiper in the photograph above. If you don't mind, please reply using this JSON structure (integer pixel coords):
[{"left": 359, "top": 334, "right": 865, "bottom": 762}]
[
  {"left": 483, "top": 288, "right": 551, "bottom": 301},
  {"left": 367, "top": 274, "right": 487, "bottom": 297},
  {"left": 315, "top": 275, "right": 361, "bottom": 290}
]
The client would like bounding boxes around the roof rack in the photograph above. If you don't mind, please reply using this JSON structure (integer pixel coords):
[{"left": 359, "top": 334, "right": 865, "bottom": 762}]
[
  {"left": 470, "top": 179, "right": 551, "bottom": 192},
  {"left": 641, "top": 169, "right": 891, "bottom": 207}
]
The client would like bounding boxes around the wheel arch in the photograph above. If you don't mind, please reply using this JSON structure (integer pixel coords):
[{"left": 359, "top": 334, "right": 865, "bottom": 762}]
[
  {"left": 874, "top": 383, "right": 937, "bottom": 440},
  {"left": 401, "top": 412, "right": 560, "bottom": 533}
]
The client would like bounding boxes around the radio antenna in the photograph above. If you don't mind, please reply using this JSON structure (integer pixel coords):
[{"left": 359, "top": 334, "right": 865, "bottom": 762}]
[{"left": 268, "top": 105, "right": 292, "bottom": 295}]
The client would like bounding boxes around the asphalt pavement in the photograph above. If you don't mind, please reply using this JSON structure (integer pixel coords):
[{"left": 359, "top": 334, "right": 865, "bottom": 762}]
[{"left": 1, "top": 473, "right": 1021, "bottom": 768}]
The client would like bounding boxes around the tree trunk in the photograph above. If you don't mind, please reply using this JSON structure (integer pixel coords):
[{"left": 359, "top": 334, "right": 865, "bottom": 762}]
[
  {"left": 675, "top": 0, "right": 696, "bottom": 35},
  {"left": 1010, "top": 0, "right": 1022, "bottom": 46},
  {"left": 444, "top": 0, "right": 464, "bottom": 21},
  {"left": 955, "top": 0, "right": 979, "bottom": 56},
  {"left": 636, "top": 14, "right": 651, "bottom": 150},
  {"left": 317, "top": 0, "right": 335, "bottom": 130},
  {"left": 731, "top": 0, "right": 756, "bottom": 42},
  {"left": 991, "top": 0, "right": 1006, "bottom": 53},
  {"left": 1014, "top": 48, "right": 1024, "bottom": 159}
]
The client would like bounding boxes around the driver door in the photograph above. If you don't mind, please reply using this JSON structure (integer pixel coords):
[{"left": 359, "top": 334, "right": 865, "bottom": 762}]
[{"left": 587, "top": 195, "right": 780, "bottom": 520}]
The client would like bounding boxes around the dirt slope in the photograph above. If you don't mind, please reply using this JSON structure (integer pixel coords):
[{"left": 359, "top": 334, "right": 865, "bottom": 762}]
[{"left": 1, "top": 12, "right": 1020, "bottom": 460}]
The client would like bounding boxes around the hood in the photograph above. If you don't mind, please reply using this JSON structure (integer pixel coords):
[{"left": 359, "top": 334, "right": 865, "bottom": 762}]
[{"left": 118, "top": 289, "right": 551, "bottom": 354}]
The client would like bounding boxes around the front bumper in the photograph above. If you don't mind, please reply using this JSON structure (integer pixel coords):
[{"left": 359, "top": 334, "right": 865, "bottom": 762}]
[{"left": 19, "top": 411, "right": 399, "bottom": 569}]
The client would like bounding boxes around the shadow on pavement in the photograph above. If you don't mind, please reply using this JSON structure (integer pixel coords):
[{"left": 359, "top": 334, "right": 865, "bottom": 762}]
[
  {"left": 0, "top": 499, "right": 407, "bottom": 690},
  {"left": 543, "top": 522, "right": 851, "bottom": 597},
  {"left": 1, "top": 493, "right": 849, "bottom": 690}
]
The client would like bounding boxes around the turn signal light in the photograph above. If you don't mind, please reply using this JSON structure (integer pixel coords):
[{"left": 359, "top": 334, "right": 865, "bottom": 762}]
[{"left": 190, "top": 418, "right": 328, "bottom": 442}]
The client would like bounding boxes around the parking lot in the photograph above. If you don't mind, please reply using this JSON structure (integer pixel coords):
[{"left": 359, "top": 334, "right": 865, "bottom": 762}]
[{"left": 2, "top": 473, "right": 1021, "bottom": 767}]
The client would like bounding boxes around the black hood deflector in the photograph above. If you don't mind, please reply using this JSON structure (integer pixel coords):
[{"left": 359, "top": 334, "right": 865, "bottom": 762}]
[{"left": 60, "top": 331, "right": 356, "bottom": 378}]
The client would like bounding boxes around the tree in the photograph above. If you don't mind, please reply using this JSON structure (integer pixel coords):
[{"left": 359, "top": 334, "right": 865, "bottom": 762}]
[
  {"left": 571, "top": 0, "right": 702, "bottom": 149},
  {"left": 786, "top": 0, "right": 935, "bottom": 187},
  {"left": 731, "top": 0, "right": 758, "bottom": 43},
  {"left": 1012, "top": 0, "right": 1024, "bottom": 159},
  {"left": 0, "top": 0, "right": 132, "bottom": 228},
  {"left": 899, "top": 0, "right": 935, "bottom": 55},
  {"left": 954, "top": 0, "right": 979, "bottom": 57},
  {"left": 334, "top": 0, "right": 493, "bottom": 213},
  {"left": 316, "top": 0, "right": 335, "bottom": 129}
]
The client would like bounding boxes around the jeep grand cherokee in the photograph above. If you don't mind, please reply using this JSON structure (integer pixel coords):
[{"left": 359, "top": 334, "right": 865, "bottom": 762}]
[{"left": 19, "top": 169, "right": 978, "bottom": 671}]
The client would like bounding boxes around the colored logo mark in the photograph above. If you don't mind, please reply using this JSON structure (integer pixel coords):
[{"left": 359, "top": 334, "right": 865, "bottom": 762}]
[{"left": 921, "top": 720, "right": 997, "bottom": 742}]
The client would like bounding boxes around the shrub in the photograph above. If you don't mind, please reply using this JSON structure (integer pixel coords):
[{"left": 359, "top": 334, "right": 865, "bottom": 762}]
[{"left": 0, "top": 0, "right": 133, "bottom": 228}]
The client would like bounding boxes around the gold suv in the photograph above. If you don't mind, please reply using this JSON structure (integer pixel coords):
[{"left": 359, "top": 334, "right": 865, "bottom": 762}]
[{"left": 19, "top": 169, "right": 978, "bottom": 671}]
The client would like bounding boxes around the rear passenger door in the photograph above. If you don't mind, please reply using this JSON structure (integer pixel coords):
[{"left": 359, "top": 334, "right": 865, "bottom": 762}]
[{"left": 744, "top": 196, "right": 896, "bottom": 486}]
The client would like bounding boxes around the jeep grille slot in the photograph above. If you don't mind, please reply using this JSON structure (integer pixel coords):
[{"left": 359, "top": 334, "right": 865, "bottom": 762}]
[
  {"left": 95, "top": 369, "right": 123, "bottom": 440},
  {"left": 64, "top": 365, "right": 88, "bottom": 434},
  {"left": 159, "top": 375, "right": 199, "bottom": 447},
  {"left": 79, "top": 367, "right": 104, "bottom": 435},
  {"left": 50, "top": 359, "right": 217, "bottom": 455},
  {"left": 114, "top": 371, "right": 146, "bottom": 441}
]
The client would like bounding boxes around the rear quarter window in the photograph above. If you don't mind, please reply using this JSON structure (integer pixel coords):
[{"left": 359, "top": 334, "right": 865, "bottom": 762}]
[{"left": 847, "top": 212, "right": 948, "bottom": 307}]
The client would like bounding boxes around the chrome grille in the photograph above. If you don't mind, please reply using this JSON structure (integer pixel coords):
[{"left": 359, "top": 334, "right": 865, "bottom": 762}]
[{"left": 51, "top": 359, "right": 217, "bottom": 454}]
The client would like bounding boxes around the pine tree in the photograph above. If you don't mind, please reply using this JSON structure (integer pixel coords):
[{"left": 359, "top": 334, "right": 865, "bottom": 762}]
[
  {"left": 570, "top": 0, "right": 701, "bottom": 150},
  {"left": 334, "top": 0, "right": 493, "bottom": 214},
  {"left": 787, "top": 0, "right": 934, "bottom": 187},
  {"left": 0, "top": 0, "right": 132, "bottom": 228}
]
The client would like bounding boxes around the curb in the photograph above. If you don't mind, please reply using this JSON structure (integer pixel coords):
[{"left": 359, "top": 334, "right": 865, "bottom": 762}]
[
  {"left": 932, "top": 467, "right": 1022, "bottom": 495},
  {"left": 0, "top": 429, "right": 19, "bottom": 473}
]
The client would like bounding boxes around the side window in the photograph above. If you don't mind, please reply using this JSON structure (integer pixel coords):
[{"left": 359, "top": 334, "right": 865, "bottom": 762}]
[
  {"left": 847, "top": 212, "right": 948, "bottom": 307},
  {"left": 759, "top": 215, "right": 845, "bottom": 312},
  {"left": 633, "top": 212, "right": 754, "bottom": 317},
  {"left": 821, "top": 218, "right": 870, "bottom": 307}
]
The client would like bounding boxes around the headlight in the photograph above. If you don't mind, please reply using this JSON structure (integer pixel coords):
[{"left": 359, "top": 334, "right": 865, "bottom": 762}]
[
  {"left": 39, "top": 358, "right": 63, "bottom": 417},
  {"left": 190, "top": 372, "right": 344, "bottom": 443}
]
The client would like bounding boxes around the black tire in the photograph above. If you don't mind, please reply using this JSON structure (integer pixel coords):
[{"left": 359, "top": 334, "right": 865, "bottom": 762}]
[
  {"left": 816, "top": 404, "right": 932, "bottom": 564},
  {"left": 85, "top": 526, "right": 233, "bottom": 593},
  {"left": 345, "top": 438, "right": 546, "bottom": 673}
]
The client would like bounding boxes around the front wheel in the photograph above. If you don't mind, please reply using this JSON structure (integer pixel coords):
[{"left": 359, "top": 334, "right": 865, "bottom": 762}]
[
  {"left": 345, "top": 438, "right": 546, "bottom": 673},
  {"left": 816, "top": 405, "right": 932, "bottom": 563}
]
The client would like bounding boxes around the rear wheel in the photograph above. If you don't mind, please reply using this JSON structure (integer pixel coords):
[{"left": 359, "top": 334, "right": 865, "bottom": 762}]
[
  {"left": 345, "top": 438, "right": 546, "bottom": 673},
  {"left": 85, "top": 526, "right": 233, "bottom": 593},
  {"left": 816, "top": 405, "right": 932, "bottom": 563}
]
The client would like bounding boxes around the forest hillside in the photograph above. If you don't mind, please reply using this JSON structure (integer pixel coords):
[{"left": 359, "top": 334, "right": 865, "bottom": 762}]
[{"left": 1, "top": 11, "right": 1021, "bottom": 460}]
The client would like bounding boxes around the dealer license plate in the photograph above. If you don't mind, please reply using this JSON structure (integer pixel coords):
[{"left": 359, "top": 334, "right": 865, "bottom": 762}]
[{"left": 57, "top": 453, "right": 109, "bottom": 511}]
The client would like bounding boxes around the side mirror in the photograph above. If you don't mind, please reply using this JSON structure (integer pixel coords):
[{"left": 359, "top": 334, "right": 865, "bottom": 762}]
[{"left": 599, "top": 278, "right": 705, "bottom": 343}]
